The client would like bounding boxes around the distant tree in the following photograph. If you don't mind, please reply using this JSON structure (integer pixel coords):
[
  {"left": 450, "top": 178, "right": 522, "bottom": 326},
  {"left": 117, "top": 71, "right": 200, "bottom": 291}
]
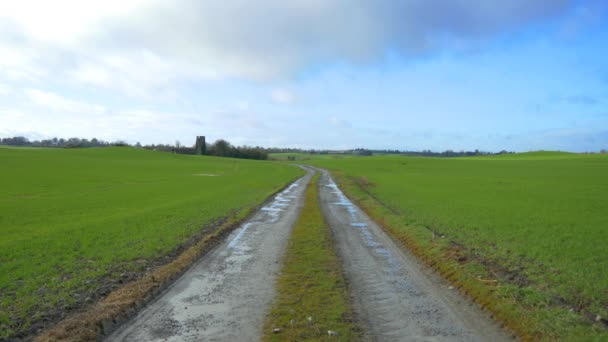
[
  {"left": 1, "top": 136, "right": 30, "bottom": 146},
  {"left": 210, "top": 139, "right": 232, "bottom": 157},
  {"left": 66, "top": 137, "right": 82, "bottom": 148}
]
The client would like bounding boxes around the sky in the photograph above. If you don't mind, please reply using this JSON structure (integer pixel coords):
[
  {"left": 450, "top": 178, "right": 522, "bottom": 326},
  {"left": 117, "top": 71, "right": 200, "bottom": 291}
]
[{"left": 0, "top": 1, "right": 607, "bottom": 152}]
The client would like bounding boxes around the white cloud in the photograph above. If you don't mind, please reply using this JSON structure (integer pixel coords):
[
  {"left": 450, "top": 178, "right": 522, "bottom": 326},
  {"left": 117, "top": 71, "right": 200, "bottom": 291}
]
[
  {"left": 235, "top": 101, "right": 251, "bottom": 111},
  {"left": 0, "top": 106, "right": 203, "bottom": 144},
  {"left": 0, "top": 83, "right": 10, "bottom": 96},
  {"left": 0, "top": 38, "right": 48, "bottom": 82},
  {"left": 2, "top": 0, "right": 595, "bottom": 152},
  {"left": 0, "top": 0, "right": 570, "bottom": 94},
  {"left": 0, "top": 0, "right": 154, "bottom": 45},
  {"left": 67, "top": 50, "right": 207, "bottom": 99},
  {"left": 25, "top": 88, "right": 105, "bottom": 114},
  {"left": 271, "top": 89, "right": 295, "bottom": 104}
]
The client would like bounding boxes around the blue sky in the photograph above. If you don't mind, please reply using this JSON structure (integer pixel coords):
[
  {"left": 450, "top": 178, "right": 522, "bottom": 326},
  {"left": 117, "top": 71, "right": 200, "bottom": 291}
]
[{"left": 0, "top": 0, "right": 607, "bottom": 151}]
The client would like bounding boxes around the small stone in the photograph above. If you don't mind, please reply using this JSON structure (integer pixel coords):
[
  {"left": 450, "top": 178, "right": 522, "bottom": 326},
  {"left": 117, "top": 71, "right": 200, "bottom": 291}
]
[
  {"left": 448, "top": 286, "right": 454, "bottom": 290},
  {"left": 307, "top": 316, "right": 312, "bottom": 322},
  {"left": 328, "top": 330, "right": 339, "bottom": 336},
  {"left": 272, "top": 328, "right": 281, "bottom": 334},
  {"left": 596, "top": 315, "right": 603, "bottom": 322}
]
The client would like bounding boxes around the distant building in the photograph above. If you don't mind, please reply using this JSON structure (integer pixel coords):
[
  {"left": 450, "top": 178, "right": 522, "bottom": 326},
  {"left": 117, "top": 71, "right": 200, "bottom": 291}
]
[{"left": 195, "top": 136, "right": 206, "bottom": 155}]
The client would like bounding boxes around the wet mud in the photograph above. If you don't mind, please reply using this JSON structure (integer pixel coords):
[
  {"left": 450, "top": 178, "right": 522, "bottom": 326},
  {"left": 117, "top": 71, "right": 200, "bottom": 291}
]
[
  {"left": 107, "top": 169, "right": 314, "bottom": 342},
  {"left": 107, "top": 165, "right": 512, "bottom": 342}
]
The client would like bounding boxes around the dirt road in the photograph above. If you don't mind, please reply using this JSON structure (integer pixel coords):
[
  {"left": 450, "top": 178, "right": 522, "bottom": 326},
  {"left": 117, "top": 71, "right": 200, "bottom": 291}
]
[
  {"left": 108, "top": 165, "right": 512, "bottom": 341},
  {"left": 107, "top": 169, "right": 313, "bottom": 341},
  {"left": 317, "top": 168, "right": 512, "bottom": 341}
]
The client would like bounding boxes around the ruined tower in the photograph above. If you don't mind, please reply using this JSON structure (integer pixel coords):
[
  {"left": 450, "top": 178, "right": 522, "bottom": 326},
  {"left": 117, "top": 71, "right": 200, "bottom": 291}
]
[{"left": 195, "top": 136, "right": 206, "bottom": 155}]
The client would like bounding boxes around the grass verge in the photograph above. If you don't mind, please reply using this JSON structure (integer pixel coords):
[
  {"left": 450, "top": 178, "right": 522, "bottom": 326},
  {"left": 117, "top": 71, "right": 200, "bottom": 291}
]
[{"left": 263, "top": 174, "right": 359, "bottom": 341}]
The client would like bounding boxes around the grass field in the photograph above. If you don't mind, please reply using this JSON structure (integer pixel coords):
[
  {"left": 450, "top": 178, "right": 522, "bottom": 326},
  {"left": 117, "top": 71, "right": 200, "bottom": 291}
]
[
  {"left": 264, "top": 174, "right": 358, "bottom": 341},
  {"left": 305, "top": 152, "right": 608, "bottom": 340},
  {"left": 0, "top": 146, "right": 302, "bottom": 339}
]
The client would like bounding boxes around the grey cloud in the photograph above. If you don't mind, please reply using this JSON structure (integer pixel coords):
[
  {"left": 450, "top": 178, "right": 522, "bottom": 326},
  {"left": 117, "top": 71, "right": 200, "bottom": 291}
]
[
  {"left": 0, "top": 0, "right": 572, "bottom": 95},
  {"left": 100, "top": 0, "right": 570, "bottom": 80}
]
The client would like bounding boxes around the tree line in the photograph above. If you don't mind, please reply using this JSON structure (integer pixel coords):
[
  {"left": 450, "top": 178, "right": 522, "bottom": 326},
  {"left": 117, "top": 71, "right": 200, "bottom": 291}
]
[
  {"left": 148, "top": 139, "right": 268, "bottom": 160},
  {"left": 5, "top": 135, "right": 604, "bottom": 158},
  {"left": 0, "top": 136, "right": 268, "bottom": 160},
  {"left": 0, "top": 136, "right": 127, "bottom": 148}
]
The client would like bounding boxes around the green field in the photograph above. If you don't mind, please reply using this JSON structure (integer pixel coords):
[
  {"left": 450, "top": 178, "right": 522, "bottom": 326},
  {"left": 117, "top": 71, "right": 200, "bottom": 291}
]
[
  {"left": 0, "top": 147, "right": 302, "bottom": 339},
  {"left": 305, "top": 152, "right": 608, "bottom": 339}
]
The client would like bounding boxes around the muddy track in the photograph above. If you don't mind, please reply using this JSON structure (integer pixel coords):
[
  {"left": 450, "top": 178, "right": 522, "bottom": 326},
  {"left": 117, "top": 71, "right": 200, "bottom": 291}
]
[
  {"left": 106, "top": 168, "right": 314, "bottom": 341},
  {"left": 107, "top": 165, "right": 512, "bottom": 342},
  {"left": 316, "top": 168, "right": 513, "bottom": 342}
]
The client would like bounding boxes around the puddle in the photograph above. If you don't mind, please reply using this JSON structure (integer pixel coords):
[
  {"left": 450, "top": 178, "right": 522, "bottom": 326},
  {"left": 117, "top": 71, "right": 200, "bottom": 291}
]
[
  {"left": 261, "top": 207, "right": 284, "bottom": 212},
  {"left": 327, "top": 175, "right": 402, "bottom": 276},
  {"left": 228, "top": 222, "right": 259, "bottom": 249},
  {"left": 275, "top": 195, "right": 290, "bottom": 202},
  {"left": 259, "top": 180, "right": 301, "bottom": 223}
]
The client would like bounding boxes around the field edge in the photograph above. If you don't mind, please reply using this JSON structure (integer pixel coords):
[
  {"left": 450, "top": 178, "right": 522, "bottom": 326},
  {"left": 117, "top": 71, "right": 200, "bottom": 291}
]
[
  {"left": 323, "top": 169, "right": 607, "bottom": 341},
  {"left": 34, "top": 174, "right": 304, "bottom": 342}
]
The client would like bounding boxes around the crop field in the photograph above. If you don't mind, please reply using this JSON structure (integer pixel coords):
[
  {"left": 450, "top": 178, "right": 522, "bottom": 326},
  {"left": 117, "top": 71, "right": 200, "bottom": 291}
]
[
  {"left": 0, "top": 146, "right": 302, "bottom": 339},
  {"left": 306, "top": 152, "right": 608, "bottom": 339}
]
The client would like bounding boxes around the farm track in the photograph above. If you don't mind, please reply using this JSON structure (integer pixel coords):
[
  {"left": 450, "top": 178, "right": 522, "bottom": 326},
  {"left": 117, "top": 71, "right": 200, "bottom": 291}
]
[
  {"left": 107, "top": 168, "right": 314, "bottom": 341},
  {"left": 108, "top": 165, "right": 512, "bottom": 341},
  {"left": 315, "top": 167, "right": 513, "bottom": 341}
]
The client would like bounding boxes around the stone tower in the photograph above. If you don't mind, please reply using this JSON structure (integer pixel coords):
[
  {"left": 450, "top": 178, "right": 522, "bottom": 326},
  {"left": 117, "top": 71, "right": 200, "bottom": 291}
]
[{"left": 195, "top": 136, "right": 206, "bottom": 155}]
